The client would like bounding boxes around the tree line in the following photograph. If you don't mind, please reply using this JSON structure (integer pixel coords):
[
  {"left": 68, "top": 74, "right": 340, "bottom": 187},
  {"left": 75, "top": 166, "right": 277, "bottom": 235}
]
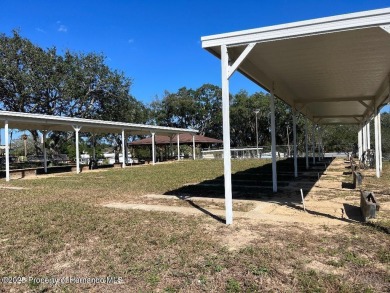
[{"left": 1, "top": 31, "right": 388, "bottom": 157}]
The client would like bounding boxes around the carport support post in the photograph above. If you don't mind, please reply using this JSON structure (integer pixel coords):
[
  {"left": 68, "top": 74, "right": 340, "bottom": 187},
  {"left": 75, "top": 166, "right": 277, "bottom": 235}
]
[
  {"left": 122, "top": 129, "right": 126, "bottom": 168},
  {"left": 367, "top": 121, "right": 371, "bottom": 149},
  {"left": 358, "top": 125, "right": 362, "bottom": 160},
  {"left": 270, "top": 88, "right": 277, "bottom": 192},
  {"left": 374, "top": 108, "right": 380, "bottom": 178},
  {"left": 176, "top": 134, "right": 180, "bottom": 160},
  {"left": 42, "top": 130, "right": 47, "bottom": 173},
  {"left": 292, "top": 108, "right": 298, "bottom": 177},
  {"left": 73, "top": 126, "right": 81, "bottom": 174},
  {"left": 319, "top": 127, "right": 324, "bottom": 160},
  {"left": 151, "top": 132, "right": 156, "bottom": 165},
  {"left": 125, "top": 134, "right": 129, "bottom": 164},
  {"left": 192, "top": 134, "right": 196, "bottom": 160},
  {"left": 5, "top": 120, "right": 10, "bottom": 182},
  {"left": 379, "top": 112, "right": 382, "bottom": 172},
  {"left": 305, "top": 118, "right": 309, "bottom": 169},
  {"left": 362, "top": 121, "right": 367, "bottom": 153},
  {"left": 221, "top": 44, "right": 233, "bottom": 224},
  {"left": 312, "top": 124, "right": 316, "bottom": 164}
]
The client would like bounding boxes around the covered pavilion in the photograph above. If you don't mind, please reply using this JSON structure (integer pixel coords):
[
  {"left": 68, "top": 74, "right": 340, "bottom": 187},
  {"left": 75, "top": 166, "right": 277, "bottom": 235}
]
[
  {"left": 129, "top": 133, "right": 223, "bottom": 160},
  {"left": 0, "top": 111, "right": 197, "bottom": 181},
  {"left": 201, "top": 8, "right": 390, "bottom": 224}
]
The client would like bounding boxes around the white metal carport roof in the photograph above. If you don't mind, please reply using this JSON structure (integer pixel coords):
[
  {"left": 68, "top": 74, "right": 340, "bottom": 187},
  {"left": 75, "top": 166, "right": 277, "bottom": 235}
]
[
  {"left": 201, "top": 8, "right": 390, "bottom": 224},
  {"left": 202, "top": 8, "right": 390, "bottom": 124},
  {"left": 0, "top": 111, "right": 198, "bottom": 136},
  {"left": 1, "top": 111, "right": 198, "bottom": 180}
]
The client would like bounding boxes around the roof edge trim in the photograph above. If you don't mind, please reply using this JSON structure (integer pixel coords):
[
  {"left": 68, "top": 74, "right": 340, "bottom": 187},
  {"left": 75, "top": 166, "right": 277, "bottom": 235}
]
[{"left": 201, "top": 8, "right": 390, "bottom": 48}]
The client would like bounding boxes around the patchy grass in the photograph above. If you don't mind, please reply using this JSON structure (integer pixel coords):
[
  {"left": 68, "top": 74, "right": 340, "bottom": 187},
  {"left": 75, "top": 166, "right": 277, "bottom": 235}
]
[{"left": 0, "top": 159, "right": 389, "bottom": 292}]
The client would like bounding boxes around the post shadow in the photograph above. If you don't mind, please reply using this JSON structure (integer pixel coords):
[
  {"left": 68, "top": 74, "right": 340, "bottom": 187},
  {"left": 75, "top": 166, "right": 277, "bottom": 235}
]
[{"left": 164, "top": 157, "right": 335, "bottom": 221}]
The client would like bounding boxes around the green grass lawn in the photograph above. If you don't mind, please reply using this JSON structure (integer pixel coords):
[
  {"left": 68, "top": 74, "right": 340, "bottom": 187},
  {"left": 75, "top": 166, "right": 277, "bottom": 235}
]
[{"left": 0, "top": 159, "right": 389, "bottom": 292}]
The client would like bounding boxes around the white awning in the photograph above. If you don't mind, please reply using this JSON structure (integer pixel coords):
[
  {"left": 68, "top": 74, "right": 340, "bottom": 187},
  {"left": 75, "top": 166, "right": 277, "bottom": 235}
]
[
  {"left": 202, "top": 8, "right": 390, "bottom": 124},
  {"left": 0, "top": 111, "right": 198, "bottom": 136}
]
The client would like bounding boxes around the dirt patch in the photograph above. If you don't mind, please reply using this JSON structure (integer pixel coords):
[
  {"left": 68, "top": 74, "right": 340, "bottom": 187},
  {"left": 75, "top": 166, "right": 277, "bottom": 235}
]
[
  {"left": 102, "top": 158, "right": 373, "bottom": 228},
  {"left": 0, "top": 185, "right": 29, "bottom": 190},
  {"left": 305, "top": 260, "right": 345, "bottom": 275}
]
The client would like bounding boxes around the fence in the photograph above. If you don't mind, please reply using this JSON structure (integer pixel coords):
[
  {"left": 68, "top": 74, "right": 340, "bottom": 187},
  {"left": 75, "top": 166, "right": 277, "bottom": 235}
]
[{"left": 201, "top": 146, "right": 294, "bottom": 160}]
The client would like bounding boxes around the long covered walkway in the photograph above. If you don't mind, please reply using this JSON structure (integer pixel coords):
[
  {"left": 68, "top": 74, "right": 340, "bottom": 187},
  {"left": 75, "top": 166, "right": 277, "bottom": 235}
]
[
  {"left": 202, "top": 8, "right": 390, "bottom": 224},
  {"left": 0, "top": 111, "right": 198, "bottom": 181}
]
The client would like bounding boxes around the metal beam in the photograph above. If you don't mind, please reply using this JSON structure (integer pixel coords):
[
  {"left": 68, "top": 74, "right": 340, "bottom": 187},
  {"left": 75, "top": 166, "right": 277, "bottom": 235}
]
[
  {"left": 295, "top": 96, "right": 372, "bottom": 104},
  {"left": 122, "top": 129, "right": 126, "bottom": 168},
  {"left": 72, "top": 125, "right": 81, "bottom": 174},
  {"left": 221, "top": 44, "right": 233, "bottom": 224},
  {"left": 312, "top": 124, "right": 316, "bottom": 164},
  {"left": 270, "top": 87, "right": 277, "bottom": 192},
  {"left": 42, "top": 131, "right": 47, "bottom": 173},
  {"left": 358, "top": 125, "right": 362, "bottom": 160},
  {"left": 379, "top": 112, "right": 383, "bottom": 172},
  {"left": 227, "top": 43, "right": 256, "bottom": 79},
  {"left": 151, "top": 132, "right": 156, "bottom": 165},
  {"left": 305, "top": 118, "right": 309, "bottom": 170},
  {"left": 5, "top": 120, "right": 10, "bottom": 182},
  {"left": 202, "top": 8, "right": 390, "bottom": 48},
  {"left": 125, "top": 133, "right": 129, "bottom": 164},
  {"left": 292, "top": 108, "right": 298, "bottom": 177},
  {"left": 359, "top": 100, "right": 374, "bottom": 111},
  {"left": 367, "top": 121, "right": 371, "bottom": 149},
  {"left": 177, "top": 134, "right": 180, "bottom": 161},
  {"left": 313, "top": 115, "right": 363, "bottom": 119},
  {"left": 374, "top": 108, "right": 380, "bottom": 178}
]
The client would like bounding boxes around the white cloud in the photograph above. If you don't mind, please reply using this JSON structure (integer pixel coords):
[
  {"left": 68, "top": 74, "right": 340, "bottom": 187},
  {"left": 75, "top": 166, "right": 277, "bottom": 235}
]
[
  {"left": 58, "top": 25, "right": 68, "bottom": 33},
  {"left": 128, "top": 39, "right": 134, "bottom": 44},
  {"left": 36, "top": 27, "right": 46, "bottom": 34}
]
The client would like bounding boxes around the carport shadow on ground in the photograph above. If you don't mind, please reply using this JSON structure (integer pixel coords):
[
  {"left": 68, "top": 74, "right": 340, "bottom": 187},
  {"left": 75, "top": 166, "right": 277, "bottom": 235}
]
[{"left": 165, "top": 157, "right": 338, "bottom": 223}]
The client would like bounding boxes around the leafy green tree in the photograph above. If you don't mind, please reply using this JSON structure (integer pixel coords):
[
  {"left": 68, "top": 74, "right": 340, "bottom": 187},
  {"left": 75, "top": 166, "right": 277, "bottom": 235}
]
[
  {"left": 0, "top": 30, "right": 148, "bottom": 156},
  {"left": 149, "top": 84, "right": 222, "bottom": 137}
]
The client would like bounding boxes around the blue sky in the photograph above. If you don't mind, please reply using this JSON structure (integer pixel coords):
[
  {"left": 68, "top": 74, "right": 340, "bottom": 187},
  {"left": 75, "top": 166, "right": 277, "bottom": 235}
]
[{"left": 1, "top": 0, "right": 390, "bottom": 105}]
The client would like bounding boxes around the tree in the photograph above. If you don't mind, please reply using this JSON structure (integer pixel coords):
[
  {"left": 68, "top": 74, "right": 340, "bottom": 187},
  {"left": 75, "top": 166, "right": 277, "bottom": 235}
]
[
  {"left": 0, "top": 30, "right": 148, "bottom": 156},
  {"left": 149, "top": 84, "right": 222, "bottom": 137}
]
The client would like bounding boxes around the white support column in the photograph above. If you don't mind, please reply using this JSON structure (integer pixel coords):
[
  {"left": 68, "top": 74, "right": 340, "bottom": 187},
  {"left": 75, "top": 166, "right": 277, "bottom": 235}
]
[
  {"left": 122, "top": 129, "right": 126, "bottom": 168},
  {"left": 270, "top": 88, "right": 277, "bottom": 192},
  {"left": 292, "top": 108, "right": 298, "bottom": 177},
  {"left": 125, "top": 133, "right": 129, "bottom": 164},
  {"left": 362, "top": 122, "right": 365, "bottom": 153},
  {"left": 379, "top": 112, "right": 383, "bottom": 172},
  {"left": 374, "top": 109, "right": 380, "bottom": 178},
  {"left": 367, "top": 121, "right": 371, "bottom": 150},
  {"left": 5, "top": 120, "right": 10, "bottom": 182},
  {"left": 42, "top": 131, "right": 47, "bottom": 173},
  {"left": 362, "top": 122, "right": 367, "bottom": 153},
  {"left": 221, "top": 44, "right": 233, "bottom": 224},
  {"left": 312, "top": 124, "right": 316, "bottom": 164},
  {"left": 192, "top": 134, "right": 196, "bottom": 160},
  {"left": 318, "top": 127, "right": 322, "bottom": 160},
  {"left": 364, "top": 121, "right": 368, "bottom": 151},
  {"left": 169, "top": 135, "right": 173, "bottom": 158},
  {"left": 73, "top": 126, "right": 81, "bottom": 174},
  {"left": 151, "top": 132, "right": 156, "bottom": 165},
  {"left": 305, "top": 118, "right": 309, "bottom": 170},
  {"left": 176, "top": 134, "right": 180, "bottom": 160},
  {"left": 358, "top": 125, "right": 362, "bottom": 160},
  {"left": 319, "top": 127, "right": 324, "bottom": 160}
]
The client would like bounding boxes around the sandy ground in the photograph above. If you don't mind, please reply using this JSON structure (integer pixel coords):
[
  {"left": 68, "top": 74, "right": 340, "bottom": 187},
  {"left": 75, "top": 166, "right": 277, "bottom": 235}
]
[{"left": 103, "top": 158, "right": 390, "bottom": 228}]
